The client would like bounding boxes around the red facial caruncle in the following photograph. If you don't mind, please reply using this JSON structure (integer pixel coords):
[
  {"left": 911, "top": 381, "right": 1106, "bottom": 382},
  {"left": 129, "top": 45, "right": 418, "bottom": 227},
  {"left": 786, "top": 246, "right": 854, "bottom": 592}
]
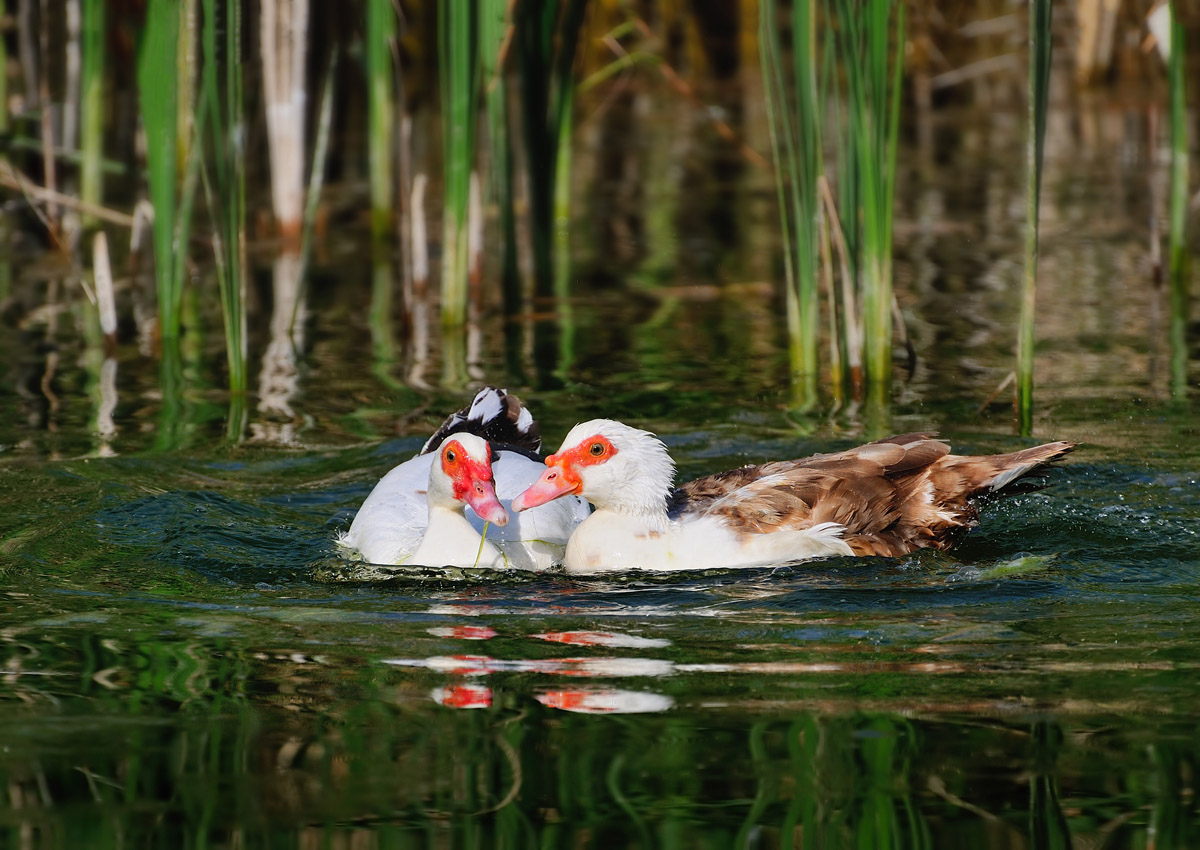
[
  {"left": 441, "top": 439, "right": 508, "bottom": 525},
  {"left": 512, "top": 435, "right": 617, "bottom": 511}
]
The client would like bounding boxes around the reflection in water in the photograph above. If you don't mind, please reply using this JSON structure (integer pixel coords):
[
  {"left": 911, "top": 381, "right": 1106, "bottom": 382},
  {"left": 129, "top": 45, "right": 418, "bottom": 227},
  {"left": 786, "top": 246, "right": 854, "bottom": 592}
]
[
  {"left": 95, "top": 356, "right": 117, "bottom": 454},
  {"left": 5, "top": 634, "right": 1193, "bottom": 849},
  {"left": 533, "top": 630, "right": 671, "bottom": 649},
  {"left": 432, "top": 683, "right": 492, "bottom": 709},
  {"left": 427, "top": 625, "right": 498, "bottom": 641},
  {"left": 254, "top": 251, "right": 306, "bottom": 442},
  {"left": 536, "top": 688, "right": 674, "bottom": 714},
  {"left": 368, "top": 251, "right": 400, "bottom": 390},
  {"left": 406, "top": 289, "right": 432, "bottom": 389}
]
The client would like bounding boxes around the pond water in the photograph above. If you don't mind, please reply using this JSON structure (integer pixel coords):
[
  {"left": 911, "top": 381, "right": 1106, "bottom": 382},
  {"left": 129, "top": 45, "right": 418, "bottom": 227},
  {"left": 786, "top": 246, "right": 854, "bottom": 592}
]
[{"left": 2, "top": 43, "right": 1200, "bottom": 850}]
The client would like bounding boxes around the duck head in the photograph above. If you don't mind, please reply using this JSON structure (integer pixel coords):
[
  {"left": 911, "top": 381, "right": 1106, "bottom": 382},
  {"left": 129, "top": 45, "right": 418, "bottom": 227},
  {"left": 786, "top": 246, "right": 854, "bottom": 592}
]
[
  {"left": 512, "top": 419, "right": 674, "bottom": 518},
  {"left": 428, "top": 434, "right": 509, "bottom": 526}
]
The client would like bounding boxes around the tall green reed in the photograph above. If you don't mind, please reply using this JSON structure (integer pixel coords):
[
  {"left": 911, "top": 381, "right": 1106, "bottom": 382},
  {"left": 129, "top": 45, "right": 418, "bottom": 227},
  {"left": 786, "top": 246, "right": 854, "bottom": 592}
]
[
  {"left": 761, "top": 0, "right": 822, "bottom": 410},
  {"left": 199, "top": 0, "right": 247, "bottom": 395},
  {"left": 520, "top": 0, "right": 586, "bottom": 300},
  {"left": 1017, "top": 0, "right": 1052, "bottom": 435},
  {"left": 479, "top": 0, "right": 521, "bottom": 320},
  {"left": 438, "top": 2, "right": 476, "bottom": 330},
  {"left": 1167, "top": 3, "right": 1189, "bottom": 401},
  {"left": 137, "top": 0, "right": 183, "bottom": 339},
  {"left": 80, "top": 0, "right": 104, "bottom": 225},
  {"left": 515, "top": 0, "right": 586, "bottom": 381},
  {"left": 366, "top": 0, "right": 396, "bottom": 244},
  {"left": 834, "top": 0, "right": 904, "bottom": 407}
]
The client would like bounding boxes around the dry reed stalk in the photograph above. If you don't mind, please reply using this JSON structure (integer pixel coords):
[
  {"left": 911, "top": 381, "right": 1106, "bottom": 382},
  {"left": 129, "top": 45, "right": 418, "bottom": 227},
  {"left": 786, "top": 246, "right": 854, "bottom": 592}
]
[
  {"left": 92, "top": 231, "right": 117, "bottom": 352},
  {"left": 1075, "top": 0, "right": 1119, "bottom": 85},
  {"left": 818, "top": 207, "right": 843, "bottom": 404},
  {"left": 820, "top": 176, "right": 863, "bottom": 395},
  {"left": 408, "top": 173, "right": 431, "bottom": 389},
  {"left": 398, "top": 114, "right": 413, "bottom": 314},
  {"left": 468, "top": 170, "right": 483, "bottom": 320},
  {"left": 260, "top": 0, "right": 309, "bottom": 241},
  {"left": 38, "top": 0, "right": 58, "bottom": 237},
  {"left": 0, "top": 160, "right": 134, "bottom": 226},
  {"left": 410, "top": 173, "right": 429, "bottom": 300}
]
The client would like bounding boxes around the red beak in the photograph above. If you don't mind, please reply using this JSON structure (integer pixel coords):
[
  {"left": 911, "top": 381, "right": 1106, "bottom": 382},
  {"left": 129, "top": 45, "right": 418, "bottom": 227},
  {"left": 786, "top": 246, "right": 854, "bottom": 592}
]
[{"left": 512, "top": 462, "right": 578, "bottom": 512}]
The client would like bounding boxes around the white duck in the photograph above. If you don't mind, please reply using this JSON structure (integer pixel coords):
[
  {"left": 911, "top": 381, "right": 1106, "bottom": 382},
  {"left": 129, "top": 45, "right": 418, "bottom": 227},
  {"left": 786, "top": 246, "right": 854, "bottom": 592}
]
[
  {"left": 339, "top": 388, "right": 589, "bottom": 570},
  {"left": 405, "top": 433, "right": 510, "bottom": 568},
  {"left": 512, "top": 419, "right": 1074, "bottom": 574}
]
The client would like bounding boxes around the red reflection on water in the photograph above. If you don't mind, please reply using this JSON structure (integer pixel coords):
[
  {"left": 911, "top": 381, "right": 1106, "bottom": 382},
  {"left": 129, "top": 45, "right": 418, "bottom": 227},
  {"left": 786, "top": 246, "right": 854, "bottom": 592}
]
[
  {"left": 533, "top": 630, "right": 669, "bottom": 648},
  {"left": 432, "top": 684, "right": 493, "bottom": 709},
  {"left": 538, "top": 690, "right": 603, "bottom": 711}
]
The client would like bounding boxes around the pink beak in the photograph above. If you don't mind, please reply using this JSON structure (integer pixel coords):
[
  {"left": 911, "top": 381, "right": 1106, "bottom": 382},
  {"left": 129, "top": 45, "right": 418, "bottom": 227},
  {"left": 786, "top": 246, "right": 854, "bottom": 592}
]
[
  {"left": 465, "top": 476, "right": 509, "bottom": 526},
  {"left": 512, "top": 464, "right": 578, "bottom": 512}
]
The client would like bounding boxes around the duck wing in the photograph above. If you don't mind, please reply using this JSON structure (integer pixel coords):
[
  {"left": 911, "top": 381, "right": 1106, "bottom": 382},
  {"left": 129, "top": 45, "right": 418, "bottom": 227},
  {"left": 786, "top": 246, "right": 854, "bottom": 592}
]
[
  {"left": 421, "top": 387, "right": 541, "bottom": 458},
  {"left": 670, "top": 434, "right": 1074, "bottom": 556}
]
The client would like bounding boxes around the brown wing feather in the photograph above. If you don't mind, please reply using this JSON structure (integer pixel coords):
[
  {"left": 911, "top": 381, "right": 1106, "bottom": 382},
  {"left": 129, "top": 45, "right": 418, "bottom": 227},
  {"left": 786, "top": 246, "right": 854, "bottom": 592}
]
[{"left": 670, "top": 435, "right": 1075, "bottom": 557}]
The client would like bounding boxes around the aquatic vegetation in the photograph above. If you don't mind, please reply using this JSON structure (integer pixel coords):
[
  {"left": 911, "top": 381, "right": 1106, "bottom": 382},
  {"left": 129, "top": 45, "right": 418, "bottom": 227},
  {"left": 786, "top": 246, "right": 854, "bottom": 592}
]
[
  {"left": 514, "top": 0, "right": 587, "bottom": 375},
  {"left": 1167, "top": 2, "right": 1190, "bottom": 401},
  {"left": 199, "top": 0, "right": 248, "bottom": 395},
  {"left": 366, "top": 0, "right": 396, "bottom": 244},
  {"left": 438, "top": 2, "right": 476, "bottom": 331},
  {"left": 761, "top": 0, "right": 904, "bottom": 411},
  {"left": 479, "top": 0, "right": 520, "bottom": 319},
  {"left": 760, "top": 0, "right": 822, "bottom": 410},
  {"left": 80, "top": 0, "right": 104, "bottom": 225},
  {"left": 834, "top": 0, "right": 905, "bottom": 409},
  {"left": 136, "top": 0, "right": 184, "bottom": 340},
  {"left": 1017, "top": 0, "right": 1053, "bottom": 436}
]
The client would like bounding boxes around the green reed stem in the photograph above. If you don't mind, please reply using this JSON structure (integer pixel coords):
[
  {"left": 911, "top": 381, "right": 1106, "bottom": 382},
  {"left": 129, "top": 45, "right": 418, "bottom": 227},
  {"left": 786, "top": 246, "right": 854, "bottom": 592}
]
[
  {"left": 366, "top": 0, "right": 395, "bottom": 243},
  {"left": 517, "top": 0, "right": 586, "bottom": 302},
  {"left": 554, "top": 72, "right": 575, "bottom": 375},
  {"left": 480, "top": 0, "right": 520, "bottom": 317},
  {"left": 1167, "top": 3, "right": 1189, "bottom": 401},
  {"left": 80, "top": 0, "right": 104, "bottom": 226},
  {"left": 137, "top": 0, "right": 182, "bottom": 339},
  {"left": 439, "top": 2, "right": 476, "bottom": 330},
  {"left": 793, "top": 0, "right": 823, "bottom": 410},
  {"left": 763, "top": 0, "right": 822, "bottom": 410},
  {"left": 836, "top": 0, "right": 904, "bottom": 406},
  {"left": 199, "top": 0, "right": 246, "bottom": 393},
  {"left": 760, "top": 0, "right": 804, "bottom": 393},
  {"left": 1017, "top": 0, "right": 1052, "bottom": 435}
]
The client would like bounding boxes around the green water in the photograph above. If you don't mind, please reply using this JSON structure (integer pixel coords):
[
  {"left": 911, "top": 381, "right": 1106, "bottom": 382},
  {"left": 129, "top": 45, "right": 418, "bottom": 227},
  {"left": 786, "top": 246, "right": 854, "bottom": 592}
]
[{"left": 3, "top": 66, "right": 1200, "bottom": 850}]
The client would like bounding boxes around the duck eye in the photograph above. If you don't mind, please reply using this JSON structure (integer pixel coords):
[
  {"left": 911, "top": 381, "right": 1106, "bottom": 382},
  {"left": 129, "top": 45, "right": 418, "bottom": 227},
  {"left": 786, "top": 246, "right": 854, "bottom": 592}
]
[
  {"left": 589, "top": 442, "right": 605, "bottom": 457},
  {"left": 445, "top": 450, "right": 456, "bottom": 463}
]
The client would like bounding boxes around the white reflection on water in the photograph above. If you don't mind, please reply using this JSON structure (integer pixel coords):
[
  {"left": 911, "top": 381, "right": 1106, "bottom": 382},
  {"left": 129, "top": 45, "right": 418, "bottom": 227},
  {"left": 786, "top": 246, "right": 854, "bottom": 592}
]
[
  {"left": 255, "top": 251, "right": 306, "bottom": 442},
  {"left": 536, "top": 688, "right": 674, "bottom": 714}
]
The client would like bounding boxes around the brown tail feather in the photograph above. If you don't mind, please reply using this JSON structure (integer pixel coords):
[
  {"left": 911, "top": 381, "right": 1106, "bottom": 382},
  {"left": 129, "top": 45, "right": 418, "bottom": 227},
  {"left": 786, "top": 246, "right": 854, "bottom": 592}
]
[
  {"left": 836, "top": 440, "right": 1075, "bottom": 556},
  {"left": 939, "top": 441, "right": 1076, "bottom": 496}
]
